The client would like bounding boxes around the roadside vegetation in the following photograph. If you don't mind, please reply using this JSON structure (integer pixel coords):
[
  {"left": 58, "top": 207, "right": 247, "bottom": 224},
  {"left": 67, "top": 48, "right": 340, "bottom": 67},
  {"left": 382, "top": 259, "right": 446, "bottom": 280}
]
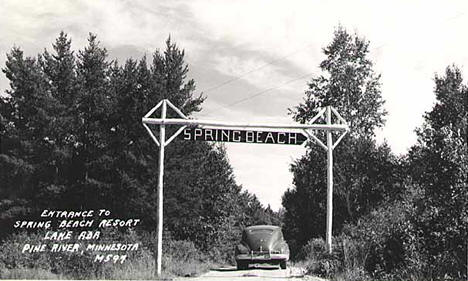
[
  {"left": 0, "top": 27, "right": 466, "bottom": 280},
  {"left": 284, "top": 27, "right": 467, "bottom": 281},
  {"left": 0, "top": 230, "right": 215, "bottom": 279}
]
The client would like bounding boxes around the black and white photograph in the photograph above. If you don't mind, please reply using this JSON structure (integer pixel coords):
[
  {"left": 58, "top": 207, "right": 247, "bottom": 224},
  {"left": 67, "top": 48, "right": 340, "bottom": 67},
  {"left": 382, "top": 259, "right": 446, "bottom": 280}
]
[{"left": 0, "top": 1, "right": 467, "bottom": 280}]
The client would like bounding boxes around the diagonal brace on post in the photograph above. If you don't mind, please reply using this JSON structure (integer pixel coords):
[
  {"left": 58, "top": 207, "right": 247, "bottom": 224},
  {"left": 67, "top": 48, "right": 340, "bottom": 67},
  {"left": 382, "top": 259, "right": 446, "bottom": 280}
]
[
  {"left": 141, "top": 99, "right": 188, "bottom": 277},
  {"left": 303, "top": 106, "right": 349, "bottom": 254}
]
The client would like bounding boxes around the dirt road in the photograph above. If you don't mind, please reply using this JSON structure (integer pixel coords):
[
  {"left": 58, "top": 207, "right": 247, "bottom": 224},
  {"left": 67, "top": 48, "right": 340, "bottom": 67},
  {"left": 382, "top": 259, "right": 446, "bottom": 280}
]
[{"left": 175, "top": 265, "right": 326, "bottom": 281}]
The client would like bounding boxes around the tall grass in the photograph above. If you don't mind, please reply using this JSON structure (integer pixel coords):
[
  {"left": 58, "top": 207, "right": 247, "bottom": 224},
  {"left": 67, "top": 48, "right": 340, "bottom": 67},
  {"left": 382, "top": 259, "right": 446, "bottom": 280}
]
[
  {"left": 0, "top": 231, "right": 215, "bottom": 279},
  {"left": 0, "top": 266, "right": 64, "bottom": 279}
]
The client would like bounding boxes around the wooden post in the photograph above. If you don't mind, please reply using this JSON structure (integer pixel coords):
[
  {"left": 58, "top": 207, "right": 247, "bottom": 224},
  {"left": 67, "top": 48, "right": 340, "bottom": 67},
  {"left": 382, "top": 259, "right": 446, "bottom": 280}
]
[
  {"left": 156, "top": 100, "right": 166, "bottom": 276},
  {"left": 326, "top": 106, "right": 333, "bottom": 254}
]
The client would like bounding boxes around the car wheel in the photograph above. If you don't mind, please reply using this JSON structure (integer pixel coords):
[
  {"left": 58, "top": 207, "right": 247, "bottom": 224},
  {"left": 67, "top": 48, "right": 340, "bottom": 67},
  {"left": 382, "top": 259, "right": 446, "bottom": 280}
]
[
  {"left": 237, "top": 261, "right": 248, "bottom": 270},
  {"left": 280, "top": 260, "right": 287, "bottom": 269}
]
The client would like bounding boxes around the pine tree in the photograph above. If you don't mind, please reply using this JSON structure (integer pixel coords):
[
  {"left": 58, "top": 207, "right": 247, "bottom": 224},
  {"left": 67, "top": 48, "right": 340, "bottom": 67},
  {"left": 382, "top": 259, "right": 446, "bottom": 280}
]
[
  {"left": 0, "top": 33, "right": 277, "bottom": 257},
  {"left": 35, "top": 31, "right": 78, "bottom": 207},
  {"left": 0, "top": 46, "right": 55, "bottom": 236}
]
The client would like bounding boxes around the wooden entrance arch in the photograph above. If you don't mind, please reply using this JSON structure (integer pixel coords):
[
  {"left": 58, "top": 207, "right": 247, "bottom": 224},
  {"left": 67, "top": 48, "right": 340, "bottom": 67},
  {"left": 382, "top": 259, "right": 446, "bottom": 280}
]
[{"left": 142, "top": 99, "right": 349, "bottom": 276}]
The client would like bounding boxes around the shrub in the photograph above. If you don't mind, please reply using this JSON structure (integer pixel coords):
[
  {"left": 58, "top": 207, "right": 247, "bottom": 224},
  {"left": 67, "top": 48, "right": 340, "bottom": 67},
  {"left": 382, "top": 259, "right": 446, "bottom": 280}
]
[
  {"left": 301, "top": 238, "right": 342, "bottom": 277},
  {"left": 299, "top": 236, "right": 371, "bottom": 281},
  {"left": 342, "top": 187, "right": 430, "bottom": 280}
]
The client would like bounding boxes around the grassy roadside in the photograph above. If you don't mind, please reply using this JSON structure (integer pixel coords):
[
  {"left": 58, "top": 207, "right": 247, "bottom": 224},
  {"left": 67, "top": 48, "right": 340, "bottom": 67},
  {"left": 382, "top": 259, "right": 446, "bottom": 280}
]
[
  {"left": 0, "top": 254, "right": 215, "bottom": 280},
  {"left": 0, "top": 232, "right": 218, "bottom": 280}
]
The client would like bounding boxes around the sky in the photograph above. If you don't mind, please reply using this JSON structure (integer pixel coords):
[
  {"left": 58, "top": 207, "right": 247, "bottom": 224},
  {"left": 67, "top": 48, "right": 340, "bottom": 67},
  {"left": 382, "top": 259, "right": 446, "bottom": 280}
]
[{"left": 1, "top": 0, "right": 467, "bottom": 210}]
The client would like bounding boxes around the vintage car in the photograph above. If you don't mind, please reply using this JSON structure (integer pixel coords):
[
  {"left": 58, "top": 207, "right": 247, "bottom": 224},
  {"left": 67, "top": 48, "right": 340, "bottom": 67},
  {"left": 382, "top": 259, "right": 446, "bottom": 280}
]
[{"left": 235, "top": 225, "right": 290, "bottom": 270}]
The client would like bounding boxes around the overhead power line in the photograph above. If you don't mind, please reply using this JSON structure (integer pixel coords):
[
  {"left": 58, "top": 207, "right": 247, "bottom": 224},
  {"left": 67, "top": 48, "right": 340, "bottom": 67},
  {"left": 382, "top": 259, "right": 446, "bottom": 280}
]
[
  {"left": 200, "top": 43, "right": 314, "bottom": 94},
  {"left": 202, "top": 72, "right": 313, "bottom": 115},
  {"left": 200, "top": 10, "right": 466, "bottom": 113}
]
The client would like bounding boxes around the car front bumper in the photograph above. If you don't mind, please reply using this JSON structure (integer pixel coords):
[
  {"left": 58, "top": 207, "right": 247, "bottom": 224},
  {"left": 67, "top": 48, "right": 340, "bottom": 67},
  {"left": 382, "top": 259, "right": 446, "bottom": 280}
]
[{"left": 236, "top": 253, "right": 289, "bottom": 262}]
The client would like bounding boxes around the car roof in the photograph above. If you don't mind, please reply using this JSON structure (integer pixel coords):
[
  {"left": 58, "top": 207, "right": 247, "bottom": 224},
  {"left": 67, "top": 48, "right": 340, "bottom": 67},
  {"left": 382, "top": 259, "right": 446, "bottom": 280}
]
[{"left": 245, "top": 225, "right": 280, "bottom": 231}]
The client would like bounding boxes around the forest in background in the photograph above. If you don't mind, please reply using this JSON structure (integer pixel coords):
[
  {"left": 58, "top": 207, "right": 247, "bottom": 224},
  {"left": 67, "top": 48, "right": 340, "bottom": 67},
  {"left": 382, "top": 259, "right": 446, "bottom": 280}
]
[
  {"left": 0, "top": 32, "right": 280, "bottom": 279},
  {"left": 0, "top": 27, "right": 466, "bottom": 280}
]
